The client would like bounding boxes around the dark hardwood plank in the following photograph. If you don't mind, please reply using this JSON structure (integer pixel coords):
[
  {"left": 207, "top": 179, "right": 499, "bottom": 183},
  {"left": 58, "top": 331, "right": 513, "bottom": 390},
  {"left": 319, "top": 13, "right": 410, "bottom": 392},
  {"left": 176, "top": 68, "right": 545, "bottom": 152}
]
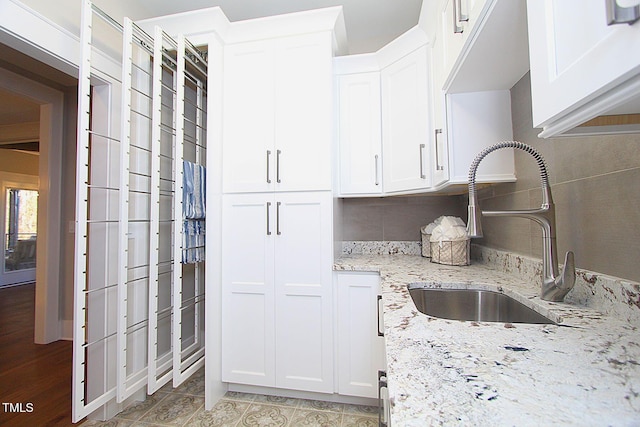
[{"left": 0, "top": 283, "right": 76, "bottom": 426}]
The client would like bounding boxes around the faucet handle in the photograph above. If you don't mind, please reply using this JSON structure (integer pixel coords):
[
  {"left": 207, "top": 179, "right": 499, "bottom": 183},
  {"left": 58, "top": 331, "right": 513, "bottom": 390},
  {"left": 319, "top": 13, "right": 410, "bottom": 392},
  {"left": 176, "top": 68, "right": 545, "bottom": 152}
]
[{"left": 560, "top": 251, "right": 576, "bottom": 292}]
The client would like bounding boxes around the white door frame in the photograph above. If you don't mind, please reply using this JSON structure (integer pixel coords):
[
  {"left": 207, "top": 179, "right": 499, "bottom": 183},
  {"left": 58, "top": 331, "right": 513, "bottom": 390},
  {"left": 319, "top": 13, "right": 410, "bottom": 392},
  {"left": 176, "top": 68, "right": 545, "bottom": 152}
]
[{"left": 0, "top": 67, "right": 64, "bottom": 344}]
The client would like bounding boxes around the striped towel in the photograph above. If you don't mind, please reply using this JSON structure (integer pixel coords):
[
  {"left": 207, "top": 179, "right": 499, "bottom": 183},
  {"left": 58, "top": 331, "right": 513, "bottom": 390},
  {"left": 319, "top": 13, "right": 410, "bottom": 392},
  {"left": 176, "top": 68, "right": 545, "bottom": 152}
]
[{"left": 183, "top": 160, "right": 206, "bottom": 219}]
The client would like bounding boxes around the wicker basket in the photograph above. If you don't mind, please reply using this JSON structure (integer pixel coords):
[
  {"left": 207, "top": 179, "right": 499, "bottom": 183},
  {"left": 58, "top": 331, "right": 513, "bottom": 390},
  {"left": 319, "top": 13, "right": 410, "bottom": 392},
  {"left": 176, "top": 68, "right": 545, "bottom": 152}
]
[
  {"left": 430, "top": 239, "right": 470, "bottom": 266},
  {"left": 421, "top": 231, "right": 431, "bottom": 257}
]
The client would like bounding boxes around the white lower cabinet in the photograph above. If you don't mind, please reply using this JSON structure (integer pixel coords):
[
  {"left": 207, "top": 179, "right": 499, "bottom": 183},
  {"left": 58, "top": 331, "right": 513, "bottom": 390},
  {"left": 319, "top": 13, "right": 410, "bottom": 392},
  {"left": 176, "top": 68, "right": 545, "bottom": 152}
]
[
  {"left": 336, "top": 271, "right": 386, "bottom": 399},
  {"left": 221, "top": 191, "right": 334, "bottom": 393}
]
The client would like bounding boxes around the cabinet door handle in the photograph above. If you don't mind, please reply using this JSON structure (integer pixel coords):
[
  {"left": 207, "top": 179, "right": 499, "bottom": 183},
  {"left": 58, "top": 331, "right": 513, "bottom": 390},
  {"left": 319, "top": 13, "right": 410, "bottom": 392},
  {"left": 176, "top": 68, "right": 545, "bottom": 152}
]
[
  {"left": 374, "top": 154, "right": 380, "bottom": 186},
  {"left": 266, "top": 150, "right": 272, "bottom": 184},
  {"left": 456, "top": 0, "right": 469, "bottom": 22},
  {"left": 419, "top": 144, "right": 426, "bottom": 179},
  {"left": 452, "top": 0, "right": 464, "bottom": 33},
  {"left": 266, "top": 202, "right": 272, "bottom": 235},
  {"left": 606, "top": 0, "right": 640, "bottom": 25},
  {"left": 434, "top": 129, "right": 444, "bottom": 171},
  {"left": 378, "top": 370, "right": 388, "bottom": 427},
  {"left": 276, "top": 201, "right": 281, "bottom": 235},
  {"left": 276, "top": 149, "right": 282, "bottom": 183},
  {"left": 377, "top": 294, "right": 384, "bottom": 337}
]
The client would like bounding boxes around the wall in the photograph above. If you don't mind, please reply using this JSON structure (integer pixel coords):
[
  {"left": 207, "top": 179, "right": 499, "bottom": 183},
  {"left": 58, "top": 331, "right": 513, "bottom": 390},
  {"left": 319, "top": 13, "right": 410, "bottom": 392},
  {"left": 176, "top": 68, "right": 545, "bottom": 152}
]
[
  {"left": 475, "top": 73, "right": 640, "bottom": 284},
  {"left": 340, "top": 194, "right": 465, "bottom": 242},
  {"left": 60, "top": 86, "right": 77, "bottom": 327},
  {"left": 0, "top": 150, "right": 39, "bottom": 176}
]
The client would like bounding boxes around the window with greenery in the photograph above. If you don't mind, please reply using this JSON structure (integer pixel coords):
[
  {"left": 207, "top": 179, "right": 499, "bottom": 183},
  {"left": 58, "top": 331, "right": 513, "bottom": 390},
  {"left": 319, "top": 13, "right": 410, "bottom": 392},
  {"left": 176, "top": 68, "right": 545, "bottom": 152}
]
[{"left": 4, "top": 188, "right": 38, "bottom": 272}]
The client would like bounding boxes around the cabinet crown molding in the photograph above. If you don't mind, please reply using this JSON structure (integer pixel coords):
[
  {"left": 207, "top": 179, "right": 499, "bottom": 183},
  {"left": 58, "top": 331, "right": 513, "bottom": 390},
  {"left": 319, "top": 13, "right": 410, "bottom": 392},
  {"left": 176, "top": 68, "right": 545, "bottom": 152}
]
[
  {"left": 334, "top": 26, "right": 429, "bottom": 74},
  {"left": 138, "top": 6, "right": 348, "bottom": 54}
]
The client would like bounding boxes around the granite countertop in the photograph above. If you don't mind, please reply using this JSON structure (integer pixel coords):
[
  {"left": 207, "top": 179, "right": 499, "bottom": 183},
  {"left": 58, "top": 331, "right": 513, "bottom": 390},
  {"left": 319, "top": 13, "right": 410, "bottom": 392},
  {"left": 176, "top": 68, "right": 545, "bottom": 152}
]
[{"left": 335, "top": 251, "right": 640, "bottom": 426}]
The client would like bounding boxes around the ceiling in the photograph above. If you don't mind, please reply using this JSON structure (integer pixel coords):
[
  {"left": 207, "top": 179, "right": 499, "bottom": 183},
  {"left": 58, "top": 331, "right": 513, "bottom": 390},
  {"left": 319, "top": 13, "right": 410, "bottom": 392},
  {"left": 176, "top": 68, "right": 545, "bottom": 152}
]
[{"left": 0, "top": 88, "right": 40, "bottom": 125}]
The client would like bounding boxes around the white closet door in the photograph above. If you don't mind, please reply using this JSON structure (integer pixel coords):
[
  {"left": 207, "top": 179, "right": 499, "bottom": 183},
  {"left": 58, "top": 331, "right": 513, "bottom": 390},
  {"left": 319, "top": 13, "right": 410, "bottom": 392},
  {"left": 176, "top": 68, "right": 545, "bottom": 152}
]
[
  {"left": 172, "top": 35, "right": 207, "bottom": 387},
  {"left": 274, "top": 191, "right": 333, "bottom": 393},
  {"left": 73, "top": 1, "right": 122, "bottom": 421},
  {"left": 147, "top": 27, "right": 177, "bottom": 394},
  {"left": 116, "top": 18, "right": 154, "bottom": 403},
  {"left": 221, "top": 193, "right": 276, "bottom": 387}
]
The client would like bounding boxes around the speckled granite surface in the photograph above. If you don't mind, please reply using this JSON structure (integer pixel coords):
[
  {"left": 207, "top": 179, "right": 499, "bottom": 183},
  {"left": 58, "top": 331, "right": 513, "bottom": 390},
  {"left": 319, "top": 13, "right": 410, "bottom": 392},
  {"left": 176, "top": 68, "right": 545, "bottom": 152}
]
[
  {"left": 342, "top": 241, "right": 422, "bottom": 256},
  {"left": 335, "top": 249, "right": 640, "bottom": 426}
]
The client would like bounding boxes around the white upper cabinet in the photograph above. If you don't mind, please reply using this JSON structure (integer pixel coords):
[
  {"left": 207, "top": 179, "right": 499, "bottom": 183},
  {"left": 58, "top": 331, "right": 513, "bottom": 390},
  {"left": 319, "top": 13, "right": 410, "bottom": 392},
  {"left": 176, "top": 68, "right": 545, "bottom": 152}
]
[
  {"left": 527, "top": 0, "right": 640, "bottom": 137},
  {"left": 381, "top": 44, "right": 432, "bottom": 193},
  {"left": 275, "top": 33, "right": 334, "bottom": 191},
  {"left": 336, "top": 67, "right": 383, "bottom": 196},
  {"left": 429, "top": 0, "right": 516, "bottom": 190},
  {"left": 441, "top": 0, "right": 466, "bottom": 79},
  {"left": 440, "top": 0, "right": 529, "bottom": 94},
  {"left": 430, "top": 0, "right": 453, "bottom": 189},
  {"left": 223, "top": 32, "right": 334, "bottom": 193},
  {"left": 223, "top": 40, "right": 275, "bottom": 193}
]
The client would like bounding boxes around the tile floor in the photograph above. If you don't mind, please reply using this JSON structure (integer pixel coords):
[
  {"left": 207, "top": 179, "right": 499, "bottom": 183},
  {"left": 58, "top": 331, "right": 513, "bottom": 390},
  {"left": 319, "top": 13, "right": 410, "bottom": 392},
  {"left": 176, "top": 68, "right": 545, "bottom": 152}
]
[{"left": 80, "top": 369, "right": 379, "bottom": 427}]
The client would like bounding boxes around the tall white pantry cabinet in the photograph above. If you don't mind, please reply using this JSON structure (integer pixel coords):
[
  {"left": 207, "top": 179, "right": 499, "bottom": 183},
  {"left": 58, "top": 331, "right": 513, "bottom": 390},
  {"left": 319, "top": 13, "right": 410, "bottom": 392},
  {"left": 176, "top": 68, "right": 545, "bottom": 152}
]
[{"left": 220, "top": 12, "right": 340, "bottom": 394}]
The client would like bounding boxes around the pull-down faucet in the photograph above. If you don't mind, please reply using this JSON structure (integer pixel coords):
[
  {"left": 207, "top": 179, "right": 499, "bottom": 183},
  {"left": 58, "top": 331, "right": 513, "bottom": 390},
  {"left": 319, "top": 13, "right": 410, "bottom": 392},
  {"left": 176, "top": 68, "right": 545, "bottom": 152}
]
[{"left": 467, "top": 141, "right": 576, "bottom": 302}]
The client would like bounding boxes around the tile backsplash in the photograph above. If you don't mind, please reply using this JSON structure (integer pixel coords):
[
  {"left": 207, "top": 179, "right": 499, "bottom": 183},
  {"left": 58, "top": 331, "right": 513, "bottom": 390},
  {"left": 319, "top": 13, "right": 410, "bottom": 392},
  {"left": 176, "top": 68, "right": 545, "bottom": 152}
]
[{"left": 340, "top": 194, "right": 466, "bottom": 242}]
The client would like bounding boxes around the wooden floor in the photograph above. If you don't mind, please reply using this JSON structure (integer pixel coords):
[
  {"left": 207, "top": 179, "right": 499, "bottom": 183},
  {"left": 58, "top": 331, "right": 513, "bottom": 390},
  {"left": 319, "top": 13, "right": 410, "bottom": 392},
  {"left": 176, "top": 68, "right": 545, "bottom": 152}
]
[{"left": 0, "top": 283, "right": 75, "bottom": 426}]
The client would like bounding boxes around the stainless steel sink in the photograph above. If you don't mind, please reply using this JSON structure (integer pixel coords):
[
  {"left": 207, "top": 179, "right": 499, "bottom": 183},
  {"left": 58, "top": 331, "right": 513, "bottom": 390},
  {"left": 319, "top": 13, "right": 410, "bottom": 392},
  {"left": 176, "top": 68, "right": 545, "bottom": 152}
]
[{"left": 408, "top": 285, "right": 555, "bottom": 324}]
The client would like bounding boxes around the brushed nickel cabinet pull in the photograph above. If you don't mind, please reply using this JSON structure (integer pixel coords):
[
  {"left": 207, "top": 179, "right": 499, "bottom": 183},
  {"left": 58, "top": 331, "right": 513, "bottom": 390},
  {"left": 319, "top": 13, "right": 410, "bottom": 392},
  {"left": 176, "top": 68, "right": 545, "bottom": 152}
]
[
  {"left": 375, "top": 154, "right": 380, "bottom": 186},
  {"left": 266, "top": 150, "right": 272, "bottom": 184},
  {"left": 276, "top": 201, "right": 282, "bottom": 235},
  {"left": 419, "top": 144, "right": 426, "bottom": 179},
  {"left": 377, "top": 294, "right": 384, "bottom": 337},
  {"left": 435, "top": 129, "right": 444, "bottom": 171},
  {"left": 266, "top": 202, "right": 272, "bottom": 235},
  {"left": 276, "top": 149, "right": 282, "bottom": 183},
  {"left": 452, "top": 0, "right": 464, "bottom": 33},
  {"left": 457, "top": 0, "right": 469, "bottom": 22}
]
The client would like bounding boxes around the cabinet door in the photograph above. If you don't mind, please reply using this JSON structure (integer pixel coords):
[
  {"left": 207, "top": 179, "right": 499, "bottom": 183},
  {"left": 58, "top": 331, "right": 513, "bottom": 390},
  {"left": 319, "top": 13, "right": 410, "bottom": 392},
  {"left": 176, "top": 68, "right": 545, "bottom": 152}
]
[
  {"left": 275, "top": 33, "right": 333, "bottom": 192},
  {"left": 381, "top": 46, "right": 432, "bottom": 193},
  {"left": 442, "top": 0, "right": 466, "bottom": 78},
  {"left": 527, "top": 0, "right": 640, "bottom": 132},
  {"left": 274, "top": 192, "right": 334, "bottom": 393},
  {"left": 336, "top": 272, "right": 385, "bottom": 399},
  {"left": 431, "top": 0, "right": 451, "bottom": 188},
  {"left": 222, "top": 41, "right": 275, "bottom": 193},
  {"left": 221, "top": 194, "right": 276, "bottom": 386},
  {"left": 338, "top": 72, "right": 383, "bottom": 195}
]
